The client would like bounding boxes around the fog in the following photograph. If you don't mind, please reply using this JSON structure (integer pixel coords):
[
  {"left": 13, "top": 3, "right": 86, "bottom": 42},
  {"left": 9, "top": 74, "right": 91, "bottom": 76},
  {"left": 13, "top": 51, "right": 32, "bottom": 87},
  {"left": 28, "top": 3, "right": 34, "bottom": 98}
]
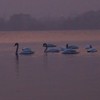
[{"left": 0, "top": 0, "right": 100, "bottom": 18}]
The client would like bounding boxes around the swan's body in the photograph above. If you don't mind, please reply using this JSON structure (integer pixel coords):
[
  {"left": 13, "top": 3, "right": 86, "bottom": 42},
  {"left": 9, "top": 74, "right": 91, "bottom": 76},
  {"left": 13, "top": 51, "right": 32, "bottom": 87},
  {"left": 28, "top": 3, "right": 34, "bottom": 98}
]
[
  {"left": 20, "top": 50, "right": 34, "bottom": 55},
  {"left": 66, "top": 44, "right": 79, "bottom": 49},
  {"left": 22, "top": 48, "right": 31, "bottom": 52},
  {"left": 14, "top": 43, "right": 34, "bottom": 55},
  {"left": 85, "top": 45, "right": 97, "bottom": 53},
  {"left": 87, "top": 48, "right": 97, "bottom": 52},
  {"left": 62, "top": 49, "right": 79, "bottom": 54},
  {"left": 43, "top": 43, "right": 60, "bottom": 53},
  {"left": 45, "top": 47, "right": 60, "bottom": 53},
  {"left": 60, "top": 44, "right": 79, "bottom": 51}
]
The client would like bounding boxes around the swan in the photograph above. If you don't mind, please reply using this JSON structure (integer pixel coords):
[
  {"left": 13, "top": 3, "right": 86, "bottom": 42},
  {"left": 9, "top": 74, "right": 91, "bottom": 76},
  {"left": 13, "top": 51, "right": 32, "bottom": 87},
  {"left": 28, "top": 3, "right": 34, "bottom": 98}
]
[
  {"left": 85, "top": 45, "right": 97, "bottom": 53},
  {"left": 14, "top": 43, "right": 34, "bottom": 55},
  {"left": 61, "top": 44, "right": 79, "bottom": 54},
  {"left": 60, "top": 44, "right": 79, "bottom": 51},
  {"left": 43, "top": 43, "right": 60, "bottom": 53}
]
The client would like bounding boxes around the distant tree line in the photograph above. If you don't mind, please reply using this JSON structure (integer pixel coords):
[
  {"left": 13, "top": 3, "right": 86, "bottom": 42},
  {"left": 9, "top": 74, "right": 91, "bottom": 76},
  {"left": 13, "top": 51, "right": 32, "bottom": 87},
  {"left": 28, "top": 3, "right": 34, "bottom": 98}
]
[{"left": 0, "top": 10, "right": 100, "bottom": 31}]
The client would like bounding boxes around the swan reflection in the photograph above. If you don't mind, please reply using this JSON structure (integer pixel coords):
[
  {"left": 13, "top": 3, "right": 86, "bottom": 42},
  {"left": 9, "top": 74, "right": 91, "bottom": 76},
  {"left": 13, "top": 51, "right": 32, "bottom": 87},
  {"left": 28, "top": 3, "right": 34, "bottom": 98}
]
[{"left": 15, "top": 54, "right": 20, "bottom": 78}]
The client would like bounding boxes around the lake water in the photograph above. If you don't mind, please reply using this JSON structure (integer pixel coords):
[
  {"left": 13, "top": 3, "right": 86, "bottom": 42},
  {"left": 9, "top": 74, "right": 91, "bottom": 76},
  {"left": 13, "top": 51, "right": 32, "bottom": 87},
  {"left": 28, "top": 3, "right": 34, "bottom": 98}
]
[{"left": 0, "top": 30, "right": 100, "bottom": 100}]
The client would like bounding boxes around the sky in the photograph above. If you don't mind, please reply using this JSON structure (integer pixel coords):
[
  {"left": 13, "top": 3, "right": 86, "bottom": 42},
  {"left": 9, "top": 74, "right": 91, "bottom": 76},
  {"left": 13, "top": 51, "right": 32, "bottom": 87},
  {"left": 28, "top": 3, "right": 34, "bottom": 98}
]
[{"left": 0, "top": 0, "right": 100, "bottom": 19}]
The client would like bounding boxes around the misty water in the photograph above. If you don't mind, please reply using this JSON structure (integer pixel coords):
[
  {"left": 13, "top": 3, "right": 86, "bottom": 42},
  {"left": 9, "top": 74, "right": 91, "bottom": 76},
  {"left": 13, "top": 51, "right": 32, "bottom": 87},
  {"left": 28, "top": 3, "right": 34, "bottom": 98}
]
[{"left": 0, "top": 30, "right": 100, "bottom": 100}]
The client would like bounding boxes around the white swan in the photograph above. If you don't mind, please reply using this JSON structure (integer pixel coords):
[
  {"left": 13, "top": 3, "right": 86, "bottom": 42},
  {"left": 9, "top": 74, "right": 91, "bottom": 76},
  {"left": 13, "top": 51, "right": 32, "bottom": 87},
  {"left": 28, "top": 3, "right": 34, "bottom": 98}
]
[
  {"left": 85, "top": 45, "right": 97, "bottom": 53},
  {"left": 14, "top": 43, "right": 34, "bottom": 55},
  {"left": 60, "top": 44, "right": 79, "bottom": 54},
  {"left": 60, "top": 44, "right": 79, "bottom": 51},
  {"left": 43, "top": 43, "right": 60, "bottom": 53}
]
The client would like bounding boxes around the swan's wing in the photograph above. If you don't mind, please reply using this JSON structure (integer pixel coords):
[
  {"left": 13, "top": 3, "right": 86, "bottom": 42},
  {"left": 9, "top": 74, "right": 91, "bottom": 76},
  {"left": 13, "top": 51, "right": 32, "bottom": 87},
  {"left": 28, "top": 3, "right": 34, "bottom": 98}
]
[
  {"left": 68, "top": 45, "right": 79, "bottom": 49},
  {"left": 46, "top": 47, "right": 60, "bottom": 52},
  {"left": 22, "top": 48, "right": 31, "bottom": 51},
  {"left": 20, "top": 51, "right": 34, "bottom": 54},
  {"left": 47, "top": 44, "right": 56, "bottom": 47}
]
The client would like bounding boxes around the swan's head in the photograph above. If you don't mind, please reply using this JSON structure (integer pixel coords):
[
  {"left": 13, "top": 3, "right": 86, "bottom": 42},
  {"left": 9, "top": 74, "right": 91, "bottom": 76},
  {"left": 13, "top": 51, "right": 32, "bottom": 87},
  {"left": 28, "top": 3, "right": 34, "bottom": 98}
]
[
  {"left": 14, "top": 43, "right": 19, "bottom": 46},
  {"left": 43, "top": 43, "right": 47, "bottom": 47}
]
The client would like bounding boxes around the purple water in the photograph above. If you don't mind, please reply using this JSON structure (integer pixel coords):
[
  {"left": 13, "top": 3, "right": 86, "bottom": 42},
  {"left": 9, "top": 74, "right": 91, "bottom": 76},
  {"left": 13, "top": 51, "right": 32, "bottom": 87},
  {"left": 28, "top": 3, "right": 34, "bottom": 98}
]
[{"left": 0, "top": 30, "right": 100, "bottom": 100}]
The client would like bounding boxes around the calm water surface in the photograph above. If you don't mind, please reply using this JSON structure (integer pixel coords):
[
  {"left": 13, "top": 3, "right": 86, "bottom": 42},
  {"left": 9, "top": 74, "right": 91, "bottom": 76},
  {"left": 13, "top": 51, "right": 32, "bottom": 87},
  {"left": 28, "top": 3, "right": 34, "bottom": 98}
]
[{"left": 0, "top": 30, "right": 100, "bottom": 100}]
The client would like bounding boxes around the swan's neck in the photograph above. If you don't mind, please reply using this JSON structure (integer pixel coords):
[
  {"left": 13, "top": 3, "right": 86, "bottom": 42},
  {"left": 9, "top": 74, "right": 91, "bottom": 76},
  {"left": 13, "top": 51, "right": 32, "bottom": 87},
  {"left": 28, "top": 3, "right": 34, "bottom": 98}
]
[
  {"left": 16, "top": 44, "right": 19, "bottom": 55},
  {"left": 44, "top": 46, "right": 48, "bottom": 53},
  {"left": 66, "top": 44, "right": 68, "bottom": 48},
  {"left": 90, "top": 45, "right": 92, "bottom": 48}
]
